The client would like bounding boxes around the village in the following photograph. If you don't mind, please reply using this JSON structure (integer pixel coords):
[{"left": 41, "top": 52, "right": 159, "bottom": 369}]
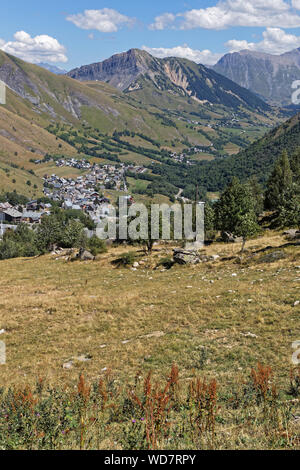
[{"left": 0, "top": 160, "right": 148, "bottom": 237}]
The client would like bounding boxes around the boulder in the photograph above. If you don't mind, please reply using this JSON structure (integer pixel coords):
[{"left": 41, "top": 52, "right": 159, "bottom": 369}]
[
  {"left": 77, "top": 248, "right": 95, "bottom": 261},
  {"left": 221, "top": 232, "right": 243, "bottom": 243},
  {"left": 284, "top": 229, "right": 300, "bottom": 241},
  {"left": 221, "top": 232, "right": 236, "bottom": 243},
  {"left": 173, "top": 249, "right": 203, "bottom": 265}
]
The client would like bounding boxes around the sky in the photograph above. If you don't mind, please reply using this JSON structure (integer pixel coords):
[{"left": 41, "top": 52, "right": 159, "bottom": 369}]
[{"left": 1, "top": 0, "right": 300, "bottom": 69}]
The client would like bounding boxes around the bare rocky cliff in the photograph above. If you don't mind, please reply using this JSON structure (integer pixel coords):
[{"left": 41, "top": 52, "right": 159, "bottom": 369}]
[{"left": 213, "top": 48, "right": 300, "bottom": 106}]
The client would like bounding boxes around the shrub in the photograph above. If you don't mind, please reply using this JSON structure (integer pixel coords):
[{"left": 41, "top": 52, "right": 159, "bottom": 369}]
[
  {"left": 156, "top": 256, "right": 174, "bottom": 270},
  {"left": 87, "top": 236, "right": 107, "bottom": 257},
  {"left": 113, "top": 251, "right": 137, "bottom": 267}
]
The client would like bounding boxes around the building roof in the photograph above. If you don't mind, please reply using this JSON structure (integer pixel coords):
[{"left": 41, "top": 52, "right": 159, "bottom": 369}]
[
  {"left": 3, "top": 208, "right": 22, "bottom": 218},
  {"left": 22, "top": 211, "right": 43, "bottom": 220}
]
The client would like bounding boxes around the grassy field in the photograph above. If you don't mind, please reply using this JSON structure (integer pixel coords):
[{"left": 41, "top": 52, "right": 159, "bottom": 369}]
[
  {"left": 0, "top": 231, "right": 299, "bottom": 449},
  {"left": 0, "top": 231, "right": 299, "bottom": 386}
]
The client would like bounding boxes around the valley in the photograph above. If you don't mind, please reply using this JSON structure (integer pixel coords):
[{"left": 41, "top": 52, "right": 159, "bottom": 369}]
[{"left": 0, "top": 49, "right": 284, "bottom": 199}]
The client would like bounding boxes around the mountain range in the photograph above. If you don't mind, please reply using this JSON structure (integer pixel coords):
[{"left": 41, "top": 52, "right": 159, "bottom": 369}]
[
  {"left": 0, "top": 47, "right": 292, "bottom": 198},
  {"left": 213, "top": 48, "right": 300, "bottom": 107},
  {"left": 67, "top": 48, "right": 269, "bottom": 112}
]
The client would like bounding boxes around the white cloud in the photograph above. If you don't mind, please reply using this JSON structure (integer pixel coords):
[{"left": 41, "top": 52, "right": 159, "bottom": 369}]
[
  {"left": 154, "top": 0, "right": 300, "bottom": 30},
  {"left": 142, "top": 45, "right": 223, "bottom": 65},
  {"left": 0, "top": 39, "right": 5, "bottom": 48},
  {"left": 149, "top": 13, "right": 176, "bottom": 31},
  {"left": 66, "top": 8, "right": 135, "bottom": 33},
  {"left": 226, "top": 28, "right": 300, "bottom": 54},
  {"left": 0, "top": 31, "right": 67, "bottom": 63},
  {"left": 292, "top": 0, "right": 300, "bottom": 10}
]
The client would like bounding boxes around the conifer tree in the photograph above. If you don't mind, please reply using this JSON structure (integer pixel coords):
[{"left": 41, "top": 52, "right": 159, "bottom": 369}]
[
  {"left": 216, "top": 178, "right": 259, "bottom": 252},
  {"left": 265, "top": 150, "right": 293, "bottom": 210}
]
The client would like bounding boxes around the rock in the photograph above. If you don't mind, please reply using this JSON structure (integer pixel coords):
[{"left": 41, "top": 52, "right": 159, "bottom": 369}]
[
  {"left": 75, "top": 355, "right": 92, "bottom": 363},
  {"left": 144, "top": 331, "right": 165, "bottom": 339},
  {"left": 0, "top": 329, "right": 5, "bottom": 335},
  {"left": 292, "top": 415, "right": 300, "bottom": 424},
  {"left": 77, "top": 248, "right": 95, "bottom": 261},
  {"left": 210, "top": 255, "right": 220, "bottom": 261},
  {"left": 284, "top": 229, "right": 297, "bottom": 237},
  {"left": 294, "top": 301, "right": 300, "bottom": 307},
  {"left": 258, "top": 250, "right": 287, "bottom": 264},
  {"left": 222, "top": 232, "right": 236, "bottom": 243},
  {"left": 242, "top": 332, "right": 258, "bottom": 338},
  {"left": 133, "top": 262, "right": 139, "bottom": 268},
  {"left": 284, "top": 229, "right": 300, "bottom": 240},
  {"left": 173, "top": 248, "right": 210, "bottom": 265},
  {"left": 221, "top": 232, "right": 243, "bottom": 243},
  {"left": 63, "top": 361, "right": 73, "bottom": 370}
]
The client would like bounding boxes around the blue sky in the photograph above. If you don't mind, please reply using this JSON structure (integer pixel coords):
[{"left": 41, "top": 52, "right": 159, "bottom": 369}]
[{"left": 1, "top": 1, "right": 300, "bottom": 69}]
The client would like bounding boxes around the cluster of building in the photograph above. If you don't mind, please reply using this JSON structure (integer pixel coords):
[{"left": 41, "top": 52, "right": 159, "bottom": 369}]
[
  {"left": 55, "top": 158, "right": 92, "bottom": 170},
  {"left": 0, "top": 161, "right": 148, "bottom": 237},
  {"left": 42, "top": 162, "right": 146, "bottom": 224},
  {"left": 0, "top": 201, "right": 53, "bottom": 238}
]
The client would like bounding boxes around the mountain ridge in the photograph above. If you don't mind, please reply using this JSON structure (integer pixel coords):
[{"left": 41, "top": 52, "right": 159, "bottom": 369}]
[
  {"left": 213, "top": 47, "right": 300, "bottom": 106},
  {"left": 0, "top": 49, "right": 284, "bottom": 197},
  {"left": 67, "top": 48, "right": 270, "bottom": 112}
]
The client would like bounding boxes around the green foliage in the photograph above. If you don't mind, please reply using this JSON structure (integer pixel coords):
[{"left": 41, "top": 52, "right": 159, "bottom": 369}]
[
  {"left": 87, "top": 236, "right": 107, "bottom": 257},
  {"left": 264, "top": 149, "right": 300, "bottom": 228},
  {"left": 204, "top": 204, "right": 216, "bottom": 240},
  {"left": 35, "top": 216, "right": 63, "bottom": 252},
  {"left": 265, "top": 151, "right": 293, "bottom": 210},
  {"left": 247, "top": 176, "right": 264, "bottom": 216},
  {"left": 156, "top": 256, "right": 174, "bottom": 270},
  {"left": 0, "top": 191, "right": 28, "bottom": 206},
  {"left": 216, "top": 178, "right": 259, "bottom": 249},
  {"left": 0, "top": 225, "right": 39, "bottom": 260},
  {"left": 275, "top": 184, "right": 300, "bottom": 228},
  {"left": 0, "top": 209, "right": 92, "bottom": 260},
  {"left": 60, "top": 219, "right": 85, "bottom": 249},
  {"left": 0, "top": 364, "right": 297, "bottom": 450},
  {"left": 113, "top": 251, "right": 137, "bottom": 267}
]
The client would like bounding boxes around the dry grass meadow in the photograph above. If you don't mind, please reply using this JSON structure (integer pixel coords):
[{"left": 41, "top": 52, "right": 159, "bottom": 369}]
[{"left": 0, "top": 231, "right": 299, "bottom": 449}]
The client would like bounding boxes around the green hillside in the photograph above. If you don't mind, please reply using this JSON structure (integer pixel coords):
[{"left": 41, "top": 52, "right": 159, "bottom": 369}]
[
  {"left": 0, "top": 50, "right": 288, "bottom": 197},
  {"left": 147, "top": 111, "right": 300, "bottom": 195}
]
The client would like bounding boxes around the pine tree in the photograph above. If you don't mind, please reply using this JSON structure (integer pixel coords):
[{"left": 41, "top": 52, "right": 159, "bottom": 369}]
[
  {"left": 276, "top": 184, "right": 300, "bottom": 228},
  {"left": 276, "top": 149, "right": 300, "bottom": 228},
  {"left": 216, "top": 178, "right": 259, "bottom": 252},
  {"left": 247, "top": 176, "right": 264, "bottom": 216},
  {"left": 290, "top": 148, "right": 300, "bottom": 181},
  {"left": 265, "top": 150, "right": 293, "bottom": 211}
]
